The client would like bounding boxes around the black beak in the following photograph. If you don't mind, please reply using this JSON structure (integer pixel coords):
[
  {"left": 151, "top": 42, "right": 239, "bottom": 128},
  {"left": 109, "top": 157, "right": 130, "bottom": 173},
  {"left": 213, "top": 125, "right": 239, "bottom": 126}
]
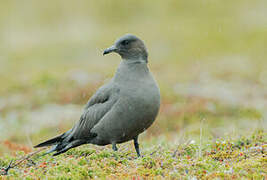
[{"left": 103, "top": 45, "right": 117, "bottom": 55}]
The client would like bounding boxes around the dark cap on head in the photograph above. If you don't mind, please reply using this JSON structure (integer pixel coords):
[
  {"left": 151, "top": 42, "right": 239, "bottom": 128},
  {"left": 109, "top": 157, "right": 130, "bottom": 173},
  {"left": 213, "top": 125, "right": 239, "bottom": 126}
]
[{"left": 103, "top": 34, "right": 148, "bottom": 62}]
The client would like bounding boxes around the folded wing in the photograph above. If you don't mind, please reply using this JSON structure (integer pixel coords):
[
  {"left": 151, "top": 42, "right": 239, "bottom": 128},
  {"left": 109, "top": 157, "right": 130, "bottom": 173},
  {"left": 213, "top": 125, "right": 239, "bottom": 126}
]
[{"left": 34, "top": 82, "right": 119, "bottom": 156}]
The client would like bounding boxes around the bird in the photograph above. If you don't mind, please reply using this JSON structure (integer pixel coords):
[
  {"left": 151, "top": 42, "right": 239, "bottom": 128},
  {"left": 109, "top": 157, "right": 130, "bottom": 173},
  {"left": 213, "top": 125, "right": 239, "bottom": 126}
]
[{"left": 34, "top": 34, "right": 160, "bottom": 157}]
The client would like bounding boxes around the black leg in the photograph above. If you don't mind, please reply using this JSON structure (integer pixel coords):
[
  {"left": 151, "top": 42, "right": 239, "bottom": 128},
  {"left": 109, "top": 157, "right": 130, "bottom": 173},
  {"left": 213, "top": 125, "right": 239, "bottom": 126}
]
[
  {"left": 112, "top": 142, "right": 118, "bottom": 151},
  {"left": 133, "top": 136, "right": 140, "bottom": 157}
]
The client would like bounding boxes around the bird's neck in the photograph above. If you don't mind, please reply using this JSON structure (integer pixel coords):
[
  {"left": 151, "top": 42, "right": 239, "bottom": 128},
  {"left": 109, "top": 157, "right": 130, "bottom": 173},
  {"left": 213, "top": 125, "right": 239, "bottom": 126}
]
[
  {"left": 114, "top": 59, "right": 149, "bottom": 82},
  {"left": 122, "top": 57, "right": 147, "bottom": 64},
  {"left": 120, "top": 59, "right": 148, "bottom": 69}
]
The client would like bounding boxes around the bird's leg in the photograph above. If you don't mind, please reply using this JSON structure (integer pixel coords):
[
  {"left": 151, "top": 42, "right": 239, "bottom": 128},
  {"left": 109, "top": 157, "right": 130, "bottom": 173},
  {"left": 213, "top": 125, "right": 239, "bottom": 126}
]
[
  {"left": 112, "top": 142, "right": 118, "bottom": 151},
  {"left": 133, "top": 136, "right": 141, "bottom": 157}
]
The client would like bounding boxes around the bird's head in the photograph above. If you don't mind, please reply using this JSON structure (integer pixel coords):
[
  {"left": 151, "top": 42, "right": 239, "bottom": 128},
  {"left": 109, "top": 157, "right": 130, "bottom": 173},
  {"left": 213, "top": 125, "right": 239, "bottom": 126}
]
[{"left": 103, "top": 34, "right": 148, "bottom": 62}]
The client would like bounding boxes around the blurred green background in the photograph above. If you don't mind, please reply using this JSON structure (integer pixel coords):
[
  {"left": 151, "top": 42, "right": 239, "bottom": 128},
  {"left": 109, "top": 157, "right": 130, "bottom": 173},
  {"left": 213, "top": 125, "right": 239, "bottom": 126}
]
[{"left": 0, "top": 0, "right": 266, "bottom": 154}]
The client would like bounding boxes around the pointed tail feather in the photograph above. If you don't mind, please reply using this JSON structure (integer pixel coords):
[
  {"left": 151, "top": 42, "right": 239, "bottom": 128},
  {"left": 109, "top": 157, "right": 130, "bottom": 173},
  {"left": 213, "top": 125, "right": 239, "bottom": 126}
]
[
  {"left": 35, "top": 130, "right": 96, "bottom": 156},
  {"left": 34, "top": 135, "right": 63, "bottom": 148},
  {"left": 52, "top": 140, "right": 86, "bottom": 156},
  {"left": 43, "top": 145, "right": 58, "bottom": 155}
]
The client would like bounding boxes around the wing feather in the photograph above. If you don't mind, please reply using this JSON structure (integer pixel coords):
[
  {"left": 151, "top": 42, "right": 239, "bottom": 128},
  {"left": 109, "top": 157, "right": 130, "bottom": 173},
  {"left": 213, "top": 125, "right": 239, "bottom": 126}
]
[
  {"left": 70, "top": 82, "right": 119, "bottom": 139},
  {"left": 34, "top": 81, "right": 120, "bottom": 155}
]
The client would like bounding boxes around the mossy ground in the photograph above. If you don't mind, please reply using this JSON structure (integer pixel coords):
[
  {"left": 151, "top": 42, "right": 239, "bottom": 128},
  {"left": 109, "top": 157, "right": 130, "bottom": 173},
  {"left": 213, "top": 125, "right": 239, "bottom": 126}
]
[
  {"left": 0, "top": 0, "right": 267, "bottom": 179},
  {"left": 0, "top": 130, "right": 266, "bottom": 179}
]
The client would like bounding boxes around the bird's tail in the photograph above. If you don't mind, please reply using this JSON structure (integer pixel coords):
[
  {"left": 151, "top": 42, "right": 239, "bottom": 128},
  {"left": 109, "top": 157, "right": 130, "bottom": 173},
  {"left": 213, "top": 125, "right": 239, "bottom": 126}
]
[
  {"left": 34, "top": 131, "right": 86, "bottom": 156},
  {"left": 34, "top": 130, "right": 97, "bottom": 156}
]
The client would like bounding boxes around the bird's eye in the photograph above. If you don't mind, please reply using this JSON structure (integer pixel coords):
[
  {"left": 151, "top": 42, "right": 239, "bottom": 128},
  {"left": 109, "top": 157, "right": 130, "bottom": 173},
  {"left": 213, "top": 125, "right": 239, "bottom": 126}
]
[{"left": 121, "top": 40, "right": 129, "bottom": 46}]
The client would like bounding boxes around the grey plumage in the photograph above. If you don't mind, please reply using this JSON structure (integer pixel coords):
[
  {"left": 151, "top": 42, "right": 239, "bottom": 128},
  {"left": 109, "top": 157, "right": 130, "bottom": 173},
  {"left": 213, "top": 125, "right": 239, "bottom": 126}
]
[{"left": 35, "top": 34, "right": 160, "bottom": 157}]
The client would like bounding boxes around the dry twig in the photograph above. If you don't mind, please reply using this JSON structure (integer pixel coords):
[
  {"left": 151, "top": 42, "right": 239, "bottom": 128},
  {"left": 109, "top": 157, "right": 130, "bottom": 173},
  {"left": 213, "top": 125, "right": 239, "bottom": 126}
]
[{"left": 0, "top": 147, "right": 47, "bottom": 175}]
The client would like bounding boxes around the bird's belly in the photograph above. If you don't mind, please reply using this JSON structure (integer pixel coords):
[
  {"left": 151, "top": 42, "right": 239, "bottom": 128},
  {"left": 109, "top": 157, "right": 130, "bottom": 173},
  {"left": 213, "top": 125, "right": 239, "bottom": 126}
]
[{"left": 91, "top": 90, "right": 160, "bottom": 145}]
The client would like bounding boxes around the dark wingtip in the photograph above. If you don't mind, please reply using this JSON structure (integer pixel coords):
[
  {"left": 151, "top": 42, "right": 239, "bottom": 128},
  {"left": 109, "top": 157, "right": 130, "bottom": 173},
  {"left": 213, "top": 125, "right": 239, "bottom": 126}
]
[
  {"left": 34, "top": 143, "right": 44, "bottom": 148},
  {"left": 34, "top": 135, "right": 63, "bottom": 148},
  {"left": 34, "top": 141, "right": 52, "bottom": 148}
]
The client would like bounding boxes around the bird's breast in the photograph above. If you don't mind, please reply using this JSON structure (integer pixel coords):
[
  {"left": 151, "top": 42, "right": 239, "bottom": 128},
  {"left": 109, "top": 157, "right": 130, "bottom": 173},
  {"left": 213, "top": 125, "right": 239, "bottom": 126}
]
[{"left": 119, "top": 76, "right": 160, "bottom": 118}]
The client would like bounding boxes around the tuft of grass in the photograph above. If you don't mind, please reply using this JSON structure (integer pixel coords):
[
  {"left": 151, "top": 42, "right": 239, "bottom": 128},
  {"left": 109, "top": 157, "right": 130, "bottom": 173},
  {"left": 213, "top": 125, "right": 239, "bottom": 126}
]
[{"left": 0, "top": 130, "right": 266, "bottom": 179}]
